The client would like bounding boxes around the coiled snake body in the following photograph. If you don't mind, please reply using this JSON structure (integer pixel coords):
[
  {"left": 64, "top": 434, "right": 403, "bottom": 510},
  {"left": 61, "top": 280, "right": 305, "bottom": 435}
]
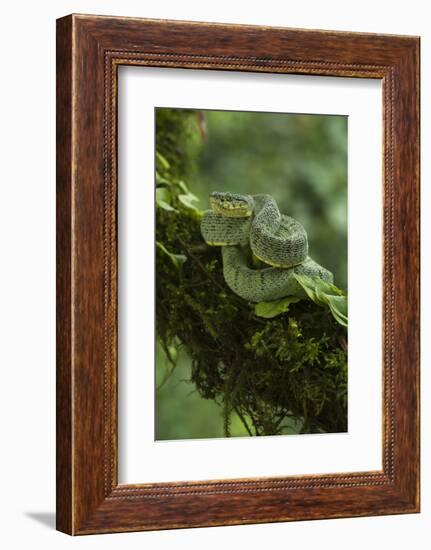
[{"left": 201, "top": 192, "right": 333, "bottom": 302}]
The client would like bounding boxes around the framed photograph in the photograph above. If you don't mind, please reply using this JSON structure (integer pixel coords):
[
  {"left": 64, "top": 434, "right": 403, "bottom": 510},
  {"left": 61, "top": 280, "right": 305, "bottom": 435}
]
[{"left": 56, "top": 14, "right": 420, "bottom": 535}]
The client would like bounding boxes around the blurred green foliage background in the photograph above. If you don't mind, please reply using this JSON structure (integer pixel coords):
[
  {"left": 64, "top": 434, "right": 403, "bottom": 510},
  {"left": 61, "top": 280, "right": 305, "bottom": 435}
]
[
  {"left": 155, "top": 108, "right": 347, "bottom": 441},
  {"left": 193, "top": 110, "right": 347, "bottom": 288}
]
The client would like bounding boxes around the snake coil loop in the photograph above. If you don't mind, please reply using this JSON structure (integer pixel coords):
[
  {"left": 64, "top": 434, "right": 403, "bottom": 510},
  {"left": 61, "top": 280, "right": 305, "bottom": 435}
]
[{"left": 201, "top": 192, "right": 333, "bottom": 302}]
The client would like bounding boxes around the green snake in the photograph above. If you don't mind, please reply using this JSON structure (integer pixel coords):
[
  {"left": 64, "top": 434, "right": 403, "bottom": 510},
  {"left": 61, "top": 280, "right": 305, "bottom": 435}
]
[{"left": 201, "top": 192, "right": 334, "bottom": 302}]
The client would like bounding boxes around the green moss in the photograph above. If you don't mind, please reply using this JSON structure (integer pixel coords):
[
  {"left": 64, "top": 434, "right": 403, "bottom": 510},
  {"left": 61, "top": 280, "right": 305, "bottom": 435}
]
[{"left": 155, "top": 108, "right": 348, "bottom": 436}]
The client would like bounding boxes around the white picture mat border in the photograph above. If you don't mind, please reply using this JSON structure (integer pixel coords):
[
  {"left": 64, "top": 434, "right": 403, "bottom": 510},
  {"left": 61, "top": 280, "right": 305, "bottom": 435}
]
[{"left": 117, "top": 66, "right": 382, "bottom": 484}]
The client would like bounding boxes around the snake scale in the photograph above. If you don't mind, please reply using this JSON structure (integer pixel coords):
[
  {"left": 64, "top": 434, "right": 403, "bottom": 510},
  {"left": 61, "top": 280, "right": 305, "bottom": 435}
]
[{"left": 201, "top": 192, "right": 334, "bottom": 302}]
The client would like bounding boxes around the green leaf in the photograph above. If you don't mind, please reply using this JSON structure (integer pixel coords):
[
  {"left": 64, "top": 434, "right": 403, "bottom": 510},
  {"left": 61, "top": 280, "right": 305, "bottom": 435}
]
[
  {"left": 177, "top": 180, "right": 190, "bottom": 193},
  {"left": 254, "top": 296, "right": 302, "bottom": 318},
  {"left": 295, "top": 275, "right": 322, "bottom": 304},
  {"left": 156, "top": 241, "right": 187, "bottom": 269},
  {"left": 156, "top": 187, "right": 170, "bottom": 202},
  {"left": 325, "top": 294, "right": 348, "bottom": 318},
  {"left": 293, "top": 274, "right": 348, "bottom": 327},
  {"left": 328, "top": 307, "right": 348, "bottom": 327},
  {"left": 178, "top": 192, "right": 202, "bottom": 218},
  {"left": 155, "top": 171, "right": 173, "bottom": 187},
  {"left": 314, "top": 288, "right": 348, "bottom": 326},
  {"left": 158, "top": 200, "right": 177, "bottom": 212},
  {"left": 324, "top": 295, "right": 348, "bottom": 327},
  {"left": 155, "top": 151, "right": 170, "bottom": 171},
  {"left": 156, "top": 188, "right": 178, "bottom": 212},
  {"left": 178, "top": 192, "right": 199, "bottom": 209}
]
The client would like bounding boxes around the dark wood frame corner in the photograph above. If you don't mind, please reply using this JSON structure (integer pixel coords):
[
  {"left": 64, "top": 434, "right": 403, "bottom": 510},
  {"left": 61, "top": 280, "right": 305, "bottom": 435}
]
[{"left": 56, "top": 14, "right": 420, "bottom": 535}]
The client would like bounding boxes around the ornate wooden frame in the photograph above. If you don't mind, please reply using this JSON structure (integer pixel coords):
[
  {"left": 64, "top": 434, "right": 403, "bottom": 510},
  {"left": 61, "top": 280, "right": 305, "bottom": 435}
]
[{"left": 56, "top": 14, "right": 420, "bottom": 535}]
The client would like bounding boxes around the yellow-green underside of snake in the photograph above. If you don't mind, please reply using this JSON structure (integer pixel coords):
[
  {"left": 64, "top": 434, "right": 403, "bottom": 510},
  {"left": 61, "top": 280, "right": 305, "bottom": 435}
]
[
  {"left": 205, "top": 241, "right": 235, "bottom": 247},
  {"left": 206, "top": 241, "right": 302, "bottom": 269},
  {"left": 252, "top": 250, "right": 304, "bottom": 269}
]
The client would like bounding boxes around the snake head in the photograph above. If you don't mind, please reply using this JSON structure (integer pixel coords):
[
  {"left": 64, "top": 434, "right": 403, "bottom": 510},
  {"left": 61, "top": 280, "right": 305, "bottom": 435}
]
[{"left": 210, "top": 192, "right": 254, "bottom": 218}]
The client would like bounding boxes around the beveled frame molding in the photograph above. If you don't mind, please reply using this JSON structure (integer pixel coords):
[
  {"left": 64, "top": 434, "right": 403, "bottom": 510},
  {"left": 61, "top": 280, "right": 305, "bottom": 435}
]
[{"left": 56, "top": 14, "right": 420, "bottom": 535}]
